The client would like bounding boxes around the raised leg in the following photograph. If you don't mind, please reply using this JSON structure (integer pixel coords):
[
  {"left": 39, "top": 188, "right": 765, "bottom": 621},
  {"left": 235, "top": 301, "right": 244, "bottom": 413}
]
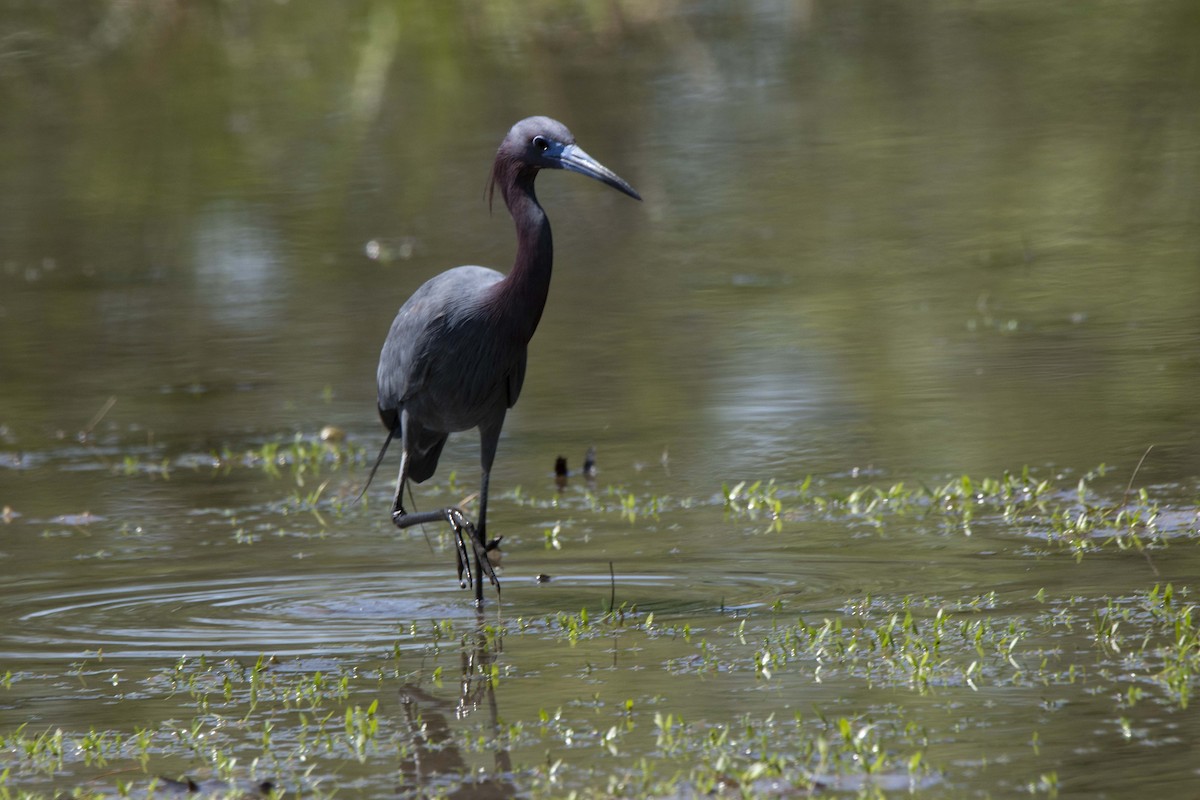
[{"left": 390, "top": 445, "right": 500, "bottom": 605}]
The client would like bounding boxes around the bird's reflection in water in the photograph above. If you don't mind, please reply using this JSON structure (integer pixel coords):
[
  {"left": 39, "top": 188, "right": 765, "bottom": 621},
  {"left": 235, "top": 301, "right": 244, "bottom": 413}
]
[{"left": 396, "top": 628, "right": 515, "bottom": 799}]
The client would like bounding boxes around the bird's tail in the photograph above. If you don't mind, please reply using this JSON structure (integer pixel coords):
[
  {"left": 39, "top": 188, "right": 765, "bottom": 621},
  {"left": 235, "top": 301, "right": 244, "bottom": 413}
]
[{"left": 356, "top": 428, "right": 395, "bottom": 503}]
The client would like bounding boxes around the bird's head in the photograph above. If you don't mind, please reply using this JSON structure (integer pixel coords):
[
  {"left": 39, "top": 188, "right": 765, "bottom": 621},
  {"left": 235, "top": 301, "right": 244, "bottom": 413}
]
[{"left": 489, "top": 116, "right": 641, "bottom": 210}]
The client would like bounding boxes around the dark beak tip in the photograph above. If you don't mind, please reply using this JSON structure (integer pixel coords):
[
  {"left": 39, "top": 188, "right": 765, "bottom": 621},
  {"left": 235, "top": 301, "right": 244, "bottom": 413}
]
[{"left": 609, "top": 176, "right": 642, "bottom": 202}]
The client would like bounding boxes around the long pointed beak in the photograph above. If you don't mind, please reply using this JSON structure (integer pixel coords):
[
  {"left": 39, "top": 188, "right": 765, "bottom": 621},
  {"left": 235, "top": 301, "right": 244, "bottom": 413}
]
[{"left": 558, "top": 144, "right": 642, "bottom": 201}]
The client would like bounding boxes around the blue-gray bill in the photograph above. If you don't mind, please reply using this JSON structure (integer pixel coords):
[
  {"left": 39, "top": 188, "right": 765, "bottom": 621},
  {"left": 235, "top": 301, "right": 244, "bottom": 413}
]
[{"left": 559, "top": 144, "right": 642, "bottom": 201}]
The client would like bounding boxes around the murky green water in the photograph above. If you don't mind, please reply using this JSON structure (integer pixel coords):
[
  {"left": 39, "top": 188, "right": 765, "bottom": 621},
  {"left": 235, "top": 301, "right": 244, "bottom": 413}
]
[{"left": 3, "top": 2, "right": 1200, "bottom": 798}]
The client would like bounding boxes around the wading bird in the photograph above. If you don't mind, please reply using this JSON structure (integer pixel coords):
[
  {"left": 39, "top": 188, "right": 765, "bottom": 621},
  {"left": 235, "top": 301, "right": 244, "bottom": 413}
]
[{"left": 367, "top": 117, "right": 640, "bottom": 607}]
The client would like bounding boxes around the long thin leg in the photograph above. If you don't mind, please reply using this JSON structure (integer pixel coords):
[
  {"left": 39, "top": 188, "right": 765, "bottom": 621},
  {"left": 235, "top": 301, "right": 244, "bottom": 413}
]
[
  {"left": 390, "top": 447, "right": 472, "bottom": 588},
  {"left": 390, "top": 443, "right": 500, "bottom": 605},
  {"left": 474, "top": 469, "right": 490, "bottom": 605},
  {"left": 475, "top": 422, "right": 506, "bottom": 605}
]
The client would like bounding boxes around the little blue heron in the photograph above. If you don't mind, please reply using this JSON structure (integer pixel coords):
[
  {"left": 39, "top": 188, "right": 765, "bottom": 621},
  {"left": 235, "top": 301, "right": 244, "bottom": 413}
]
[{"left": 368, "top": 117, "right": 641, "bottom": 607}]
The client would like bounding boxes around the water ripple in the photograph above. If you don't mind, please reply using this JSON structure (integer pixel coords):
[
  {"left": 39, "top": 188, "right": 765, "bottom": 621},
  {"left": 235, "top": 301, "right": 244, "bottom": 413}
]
[{"left": 2, "top": 572, "right": 478, "bottom": 660}]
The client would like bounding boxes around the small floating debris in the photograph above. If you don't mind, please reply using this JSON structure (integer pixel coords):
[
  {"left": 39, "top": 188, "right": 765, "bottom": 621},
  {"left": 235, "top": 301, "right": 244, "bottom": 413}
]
[
  {"left": 554, "top": 455, "right": 568, "bottom": 490},
  {"left": 51, "top": 511, "right": 102, "bottom": 526},
  {"left": 147, "top": 777, "right": 276, "bottom": 799},
  {"left": 319, "top": 425, "right": 346, "bottom": 444},
  {"left": 364, "top": 237, "right": 416, "bottom": 263},
  {"left": 552, "top": 447, "right": 598, "bottom": 488}
]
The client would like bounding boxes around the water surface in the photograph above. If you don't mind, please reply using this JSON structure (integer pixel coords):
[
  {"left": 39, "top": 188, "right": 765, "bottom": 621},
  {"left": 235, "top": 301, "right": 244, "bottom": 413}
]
[{"left": 2, "top": 2, "right": 1200, "bottom": 797}]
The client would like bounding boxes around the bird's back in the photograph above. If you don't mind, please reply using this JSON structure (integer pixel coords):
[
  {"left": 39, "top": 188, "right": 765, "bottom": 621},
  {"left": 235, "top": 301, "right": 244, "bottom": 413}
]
[{"left": 377, "top": 265, "right": 525, "bottom": 440}]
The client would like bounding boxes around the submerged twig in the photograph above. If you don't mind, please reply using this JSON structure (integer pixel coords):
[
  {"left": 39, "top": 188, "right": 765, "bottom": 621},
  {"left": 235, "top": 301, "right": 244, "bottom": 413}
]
[
  {"left": 1123, "top": 445, "right": 1159, "bottom": 577},
  {"left": 608, "top": 561, "right": 616, "bottom": 614},
  {"left": 1123, "top": 444, "right": 1154, "bottom": 510},
  {"left": 82, "top": 396, "right": 117, "bottom": 439}
]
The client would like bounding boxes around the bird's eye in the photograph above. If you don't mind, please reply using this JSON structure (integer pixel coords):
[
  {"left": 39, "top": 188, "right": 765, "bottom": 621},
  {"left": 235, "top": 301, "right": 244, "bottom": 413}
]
[{"left": 532, "top": 135, "right": 550, "bottom": 152}]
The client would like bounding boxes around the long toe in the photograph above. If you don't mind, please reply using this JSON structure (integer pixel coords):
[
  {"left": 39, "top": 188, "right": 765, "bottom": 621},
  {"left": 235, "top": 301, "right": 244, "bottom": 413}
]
[
  {"left": 472, "top": 538, "right": 500, "bottom": 589},
  {"left": 455, "top": 542, "right": 468, "bottom": 588},
  {"left": 452, "top": 523, "right": 472, "bottom": 589}
]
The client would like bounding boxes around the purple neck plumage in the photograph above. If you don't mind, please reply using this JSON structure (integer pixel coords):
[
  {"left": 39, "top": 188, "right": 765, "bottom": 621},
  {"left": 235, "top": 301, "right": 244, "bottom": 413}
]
[{"left": 487, "top": 161, "right": 553, "bottom": 344}]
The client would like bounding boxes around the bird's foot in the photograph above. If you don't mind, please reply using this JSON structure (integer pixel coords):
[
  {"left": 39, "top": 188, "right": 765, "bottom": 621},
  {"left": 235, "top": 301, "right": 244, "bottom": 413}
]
[
  {"left": 446, "top": 508, "right": 474, "bottom": 589},
  {"left": 478, "top": 535, "right": 501, "bottom": 587},
  {"left": 445, "top": 509, "right": 501, "bottom": 594},
  {"left": 393, "top": 505, "right": 500, "bottom": 599},
  {"left": 448, "top": 510, "right": 499, "bottom": 592}
]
